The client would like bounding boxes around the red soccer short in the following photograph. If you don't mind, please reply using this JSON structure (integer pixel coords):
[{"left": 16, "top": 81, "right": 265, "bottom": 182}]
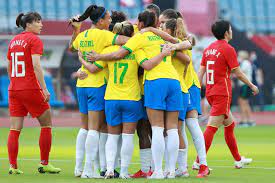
[
  {"left": 206, "top": 95, "right": 232, "bottom": 119},
  {"left": 9, "top": 90, "right": 50, "bottom": 118}
]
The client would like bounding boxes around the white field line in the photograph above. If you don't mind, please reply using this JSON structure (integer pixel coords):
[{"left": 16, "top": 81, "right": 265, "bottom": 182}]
[{"left": 0, "top": 158, "right": 275, "bottom": 170}]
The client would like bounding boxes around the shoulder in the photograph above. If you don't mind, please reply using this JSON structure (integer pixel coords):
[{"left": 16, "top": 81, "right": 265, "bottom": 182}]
[{"left": 102, "top": 45, "right": 120, "bottom": 53}]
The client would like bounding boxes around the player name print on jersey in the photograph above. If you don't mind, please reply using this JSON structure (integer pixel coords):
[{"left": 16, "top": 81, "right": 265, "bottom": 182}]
[
  {"left": 205, "top": 49, "right": 221, "bottom": 58},
  {"left": 10, "top": 40, "right": 28, "bottom": 49}
]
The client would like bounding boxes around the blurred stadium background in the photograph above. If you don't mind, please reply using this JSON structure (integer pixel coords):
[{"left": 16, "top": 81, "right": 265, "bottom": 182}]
[{"left": 0, "top": 0, "right": 274, "bottom": 124}]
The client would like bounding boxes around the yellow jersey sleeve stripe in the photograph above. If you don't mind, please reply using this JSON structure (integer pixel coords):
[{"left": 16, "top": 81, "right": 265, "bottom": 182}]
[
  {"left": 122, "top": 45, "right": 133, "bottom": 53},
  {"left": 112, "top": 34, "right": 118, "bottom": 45},
  {"left": 139, "top": 58, "right": 148, "bottom": 65},
  {"left": 172, "top": 50, "right": 177, "bottom": 57},
  {"left": 94, "top": 62, "right": 104, "bottom": 69}
]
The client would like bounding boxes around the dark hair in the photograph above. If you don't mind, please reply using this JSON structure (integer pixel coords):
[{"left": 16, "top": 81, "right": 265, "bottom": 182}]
[
  {"left": 161, "top": 9, "right": 178, "bottom": 19},
  {"left": 73, "top": 5, "right": 106, "bottom": 24},
  {"left": 211, "top": 20, "right": 231, "bottom": 40},
  {"left": 16, "top": 12, "right": 42, "bottom": 29},
  {"left": 138, "top": 11, "right": 156, "bottom": 28},
  {"left": 113, "top": 21, "right": 134, "bottom": 37},
  {"left": 165, "top": 18, "right": 187, "bottom": 40},
  {"left": 146, "top": 3, "right": 161, "bottom": 17},
  {"left": 109, "top": 11, "right": 127, "bottom": 31}
]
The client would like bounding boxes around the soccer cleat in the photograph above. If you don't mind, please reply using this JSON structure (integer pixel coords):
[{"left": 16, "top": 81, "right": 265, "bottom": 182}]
[
  {"left": 147, "top": 169, "right": 153, "bottom": 177},
  {"left": 147, "top": 170, "right": 165, "bottom": 179},
  {"left": 9, "top": 168, "right": 23, "bottom": 175},
  {"left": 166, "top": 171, "right": 176, "bottom": 179},
  {"left": 192, "top": 161, "right": 200, "bottom": 170},
  {"left": 175, "top": 169, "right": 190, "bottom": 177},
  {"left": 92, "top": 170, "right": 104, "bottom": 179},
  {"left": 100, "top": 170, "right": 107, "bottom": 177},
  {"left": 130, "top": 169, "right": 148, "bottom": 178},
  {"left": 114, "top": 169, "right": 120, "bottom": 178},
  {"left": 81, "top": 171, "right": 93, "bottom": 179},
  {"left": 196, "top": 164, "right": 210, "bottom": 178},
  {"left": 38, "top": 163, "right": 61, "bottom": 174},
  {"left": 105, "top": 171, "right": 115, "bottom": 179},
  {"left": 235, "top": 156, "right": 253, "bottom": 169},
  {"left": 74, "top": 169, "right": 82, "bottom": 177},
  {"left": 119, "top": 174, "right": 131, "bottom": 179}
]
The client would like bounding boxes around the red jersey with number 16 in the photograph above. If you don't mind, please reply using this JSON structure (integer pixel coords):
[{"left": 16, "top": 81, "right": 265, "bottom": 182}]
[
  {"left": 201, "top": 40, "right": 239, "bottom": 97},
  {"left": 6, "top": 32, "right": 43, "bottom": 91}
]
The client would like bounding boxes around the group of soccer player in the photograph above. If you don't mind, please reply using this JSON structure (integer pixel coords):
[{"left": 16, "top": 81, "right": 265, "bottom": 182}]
[{"left": 6, "top": 2, "right": 259, "bottom": 180}]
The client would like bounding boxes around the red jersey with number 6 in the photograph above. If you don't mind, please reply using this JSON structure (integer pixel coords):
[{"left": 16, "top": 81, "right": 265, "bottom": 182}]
[
  {"left": 6, "top": 31, "right": 43, "bottom": 91},
  {"left": 201, "top": 40, "right": 239, "bottom": 97}
]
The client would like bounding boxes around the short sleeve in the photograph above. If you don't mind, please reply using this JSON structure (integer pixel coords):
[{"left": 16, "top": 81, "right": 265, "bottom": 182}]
[
  {"left": 72, "top": 34, "right": 80, "bottom": 51},
  {"left": 30, "top": 36, "right": 43, "bottom": 55},
  {"left": 135, "top": 49, "right": 148, "bottom": 65},
  {"left": 201, "top": 50, "right": 206, "bottom": 66},
  {"left": 101, "top": 30, "right": 117, "bottom": 46},
  {"left": 224, "top": 46, "right": 239, "bottom": 69},
  {"left": 122, "top": 33, "right": 143, "bottom": 53}
]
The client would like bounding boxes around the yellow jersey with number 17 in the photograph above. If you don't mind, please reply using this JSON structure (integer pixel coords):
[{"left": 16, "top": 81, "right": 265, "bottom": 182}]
[
  {"left": 72, "top": 28, "right": 117, "bottom": 87},
  {"left": 96, "top": 45, "right": 148, "bottom": 101},
  {"left": 122, "top": 32, "right": 179, "bottom": 82}
]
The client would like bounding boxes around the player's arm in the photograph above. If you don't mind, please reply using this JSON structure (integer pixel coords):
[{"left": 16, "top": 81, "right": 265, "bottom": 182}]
[
  {"left": 87, "top": 47, "right": 129, "bottom": 62},
  {"left": 78, "top": 52, "right": 102, "bottom": 73},
  {"left": 141, "top": 27, "right": 179, "bottom": 43},
  {"left": 140, "top": 44, "right": 172, "bottom": 70},
  {"left": 114, "top": 35, "right": 130, "bottom": 45},
  {"left": 198, "top": 66, "right": 206, "bottom": 86},
  {"left": 232, "top": 66, "right": 259, "bottom": 95},
  {"left": 175, "top": 51, "right": 190, "bottom": 78},
  {"left": 7, "top": 60, "right": 11, "bottom": 80},
  {"left": 32, "top": 55, "right": 50, "bottom": 102}
]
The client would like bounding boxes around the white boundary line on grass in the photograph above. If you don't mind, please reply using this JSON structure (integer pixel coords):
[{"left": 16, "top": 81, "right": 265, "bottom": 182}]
[{"left": 0, "top": 158, "right": 275, "bottom": 170}]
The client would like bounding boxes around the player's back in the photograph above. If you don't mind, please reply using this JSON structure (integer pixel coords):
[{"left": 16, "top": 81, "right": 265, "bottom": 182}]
[
  {"left": 7, "top": 32, "right": 43, "bottom": 91},
  {"left": 201, "top": 40, "right": 239, "bottom": 97}
]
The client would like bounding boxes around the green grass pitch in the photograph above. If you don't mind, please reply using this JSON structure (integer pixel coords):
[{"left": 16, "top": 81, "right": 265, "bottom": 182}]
[{"left": 0, "top": 126, "right": 274, "bottom": 182}]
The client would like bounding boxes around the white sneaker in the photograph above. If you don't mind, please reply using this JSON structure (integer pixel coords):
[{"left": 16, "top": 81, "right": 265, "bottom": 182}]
[
  {"left": 105, "top": 171, "right": 115, "bottom": 179},
  {"left": 166, "top": 171, "right": 176, "bottom": 179},
  {"left": 119, "top": 174, "right": 131, "bottom": 179},
  {"left": 74, "top": 169, "right": 82, "bottom": 177},
  {"left": 148, "top": 171, "right": 165, "bottom": 179},
  {"left": 235, "top": 156, "right": 253, "bottom": 169},
  {"left": 175, "top": 169, "right": 189, "bottom": 177},
  {"left": 192, "top": 161, "right": 200, "bottom": 170},
  {"left": 81, "top": 171, "right": 93, "bottom": 179}
]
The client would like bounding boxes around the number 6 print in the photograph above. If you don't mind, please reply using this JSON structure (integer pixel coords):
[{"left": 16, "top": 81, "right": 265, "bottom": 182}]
[{"left": 10, "top": 52, "right": 25, "bottom": 77}]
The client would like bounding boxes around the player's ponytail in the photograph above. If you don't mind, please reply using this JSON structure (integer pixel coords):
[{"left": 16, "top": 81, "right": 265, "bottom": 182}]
[
  {"left": 73, "top": 5, "right": 106, "bottom": 24},
  {"left": 175, "top": 18, "right": 187, "bottom": 40},
  {"left": 15, "top": 12, "right": 42, "bottom": 29},
  {"left": 113, "top": 21, "right": 134, "bottom": 37}
]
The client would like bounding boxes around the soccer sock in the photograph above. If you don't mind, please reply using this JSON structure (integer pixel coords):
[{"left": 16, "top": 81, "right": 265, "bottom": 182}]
[
  {"left": 151, "top": 126, "right": 165, "bottom": 173},
  {"left": 224, "top": 122, "right": 241, "bottom": 161},
  {"left": 39, "top": 127, "right": 52, "bottom": 165},
  {"left": 115, "top": 135, "right": 122, "bottom": 169},
  {"left": 140, "top": 148, "right": 152, "bottom": 172},
  {"left": 167, "top": 129, "right": 179, "bottom": 173},
  {"left": 105, "top": 134, "right": 120, "bottom": 172},
  {"left": 8, "top": 130, "right": 21, "bottom": 168},
  {"left": 75, "top": 128, "right": 88, "bottom": 171},
  {"left": 177, "top": 149, "right": 187, "bottom": 172},
  {"left": 99, "top": 132, "right": 108, "bottom": 171},
  {"left": 120, "top": 133, "right": 134, "bottom": 175},
  {"left": 83, "top": 130, "right": 99, "bottom": 172},
  {"left": 164, "top": 136, "right": 169, "bottom": 172},
  {"left": 186, "top": 118, "right": 207, "bottom": 166},
  {"left": 181, "top": 122, "right": 188, "bottom": 168}
]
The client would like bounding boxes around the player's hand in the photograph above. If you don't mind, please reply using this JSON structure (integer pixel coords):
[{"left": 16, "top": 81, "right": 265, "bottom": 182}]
[
  {"left": 250, "top": 84, "right": 259, "bottom": 95},
  {"left": 77, "top": 70, "right": 88, "bottom": 80},
  {"left": 69, "top": 15, "right": 82, "bottom": 30},
  {"left": 78, "top": 51, "right": 85, "bottom": 63},
  {"left": 140, "top": 27, "right": 152, "bottom": 34},
  {"left": 161, "top": 44, "right": 173, "bottom": 56},
  {"left": 86, "top": 51, "right": 99, "bottom": 62},
  {"left": 42, "top": 88, "right": 50, "bottom": 102}
]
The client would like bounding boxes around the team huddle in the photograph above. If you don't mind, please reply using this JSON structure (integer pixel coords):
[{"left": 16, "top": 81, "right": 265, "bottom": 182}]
[{"left": 6, "top": 3, "right": 259, "bottom": 180}]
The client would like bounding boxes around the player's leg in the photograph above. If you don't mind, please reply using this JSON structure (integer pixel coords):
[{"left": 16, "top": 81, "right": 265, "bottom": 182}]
[
  {"left": 223, "top": 111, "right": 252, "bottom": 168},
  {"left": 99, "top": 120, "right": 108, "bottom": 176}
]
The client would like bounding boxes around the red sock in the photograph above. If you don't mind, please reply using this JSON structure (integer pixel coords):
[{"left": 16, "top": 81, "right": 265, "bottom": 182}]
[
  {"left": 7, "top": 130, "right": 21, "bottom": 168},
  {"left": 224, "top": 122, "right": 241, "bottom": 161},
  {"left": 39, "top": 127, "right": 52, "bottom": 165},
  {"left": 196, "top": 126, "right": 218, "bottom": 163}
]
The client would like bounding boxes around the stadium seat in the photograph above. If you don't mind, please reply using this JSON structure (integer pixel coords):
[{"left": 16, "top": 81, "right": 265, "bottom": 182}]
[{"left": 44, "top": 75, "right": 64, "bottom": 108}]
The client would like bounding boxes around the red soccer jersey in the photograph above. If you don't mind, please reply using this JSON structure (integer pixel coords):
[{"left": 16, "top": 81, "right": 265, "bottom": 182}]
[
  {"left": 201, "top": 40, "right": 239, "bottom": 97},
  {"left": 6, "top": 32, "right": 43, "bottom": 91}
]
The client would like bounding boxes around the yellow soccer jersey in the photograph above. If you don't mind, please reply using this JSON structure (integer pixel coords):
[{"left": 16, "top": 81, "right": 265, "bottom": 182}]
[
  {"left": 101, "top": 45, "right": 147, "bottom": 101},
  {"left": 183, "top": 50, "right": 201, "bottom": 89},
  {"left": 72, "top": 28, "right": 117, "bottom": 87},
  {"left": 122, "top": 32, "right": 179, "bottom": 82},
  {"left": 172, "top": 50, "right": 189, "bottom": 93}
]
